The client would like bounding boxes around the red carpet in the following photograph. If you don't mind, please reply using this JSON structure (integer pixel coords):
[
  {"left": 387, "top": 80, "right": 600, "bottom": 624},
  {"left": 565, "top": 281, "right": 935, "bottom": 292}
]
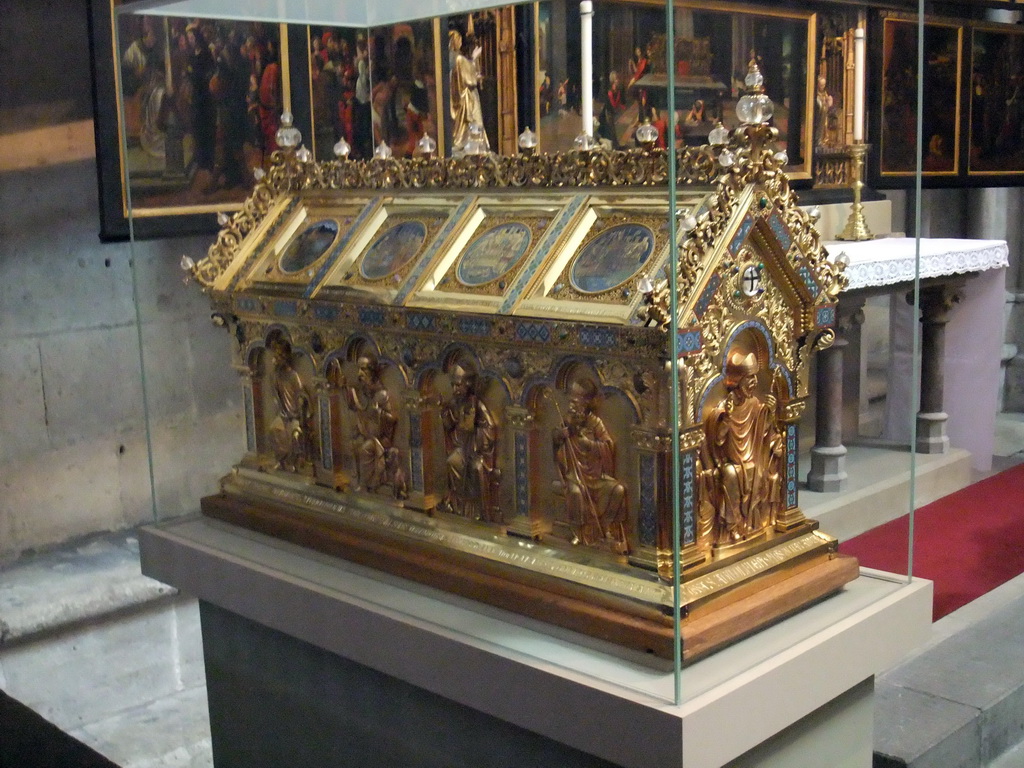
[{"left": 839, "top": 462, "right": 1024, "bottom": 621}]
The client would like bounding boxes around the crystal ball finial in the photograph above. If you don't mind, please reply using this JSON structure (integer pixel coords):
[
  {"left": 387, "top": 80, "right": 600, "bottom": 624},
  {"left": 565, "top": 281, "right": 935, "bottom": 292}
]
[{"left": 275, "top": 111, "right": 302, "bottom": 149}]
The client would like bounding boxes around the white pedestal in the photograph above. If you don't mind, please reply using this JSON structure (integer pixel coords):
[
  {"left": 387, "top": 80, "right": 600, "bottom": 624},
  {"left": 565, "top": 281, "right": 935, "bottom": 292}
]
[{"left": 140, "top": 517, "right": 932, "bottom": 768}]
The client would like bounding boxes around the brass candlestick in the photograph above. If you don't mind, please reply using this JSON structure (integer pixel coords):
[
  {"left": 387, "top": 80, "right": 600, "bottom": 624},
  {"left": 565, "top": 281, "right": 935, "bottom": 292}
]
[{"left": 836, "top": 143, "right": 873, "bottom": 241}]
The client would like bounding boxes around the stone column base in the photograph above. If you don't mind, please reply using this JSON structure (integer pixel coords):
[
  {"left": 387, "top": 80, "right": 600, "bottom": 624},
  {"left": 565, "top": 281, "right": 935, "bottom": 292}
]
[
  {"left": 915, "top": 411, "right": 949, "bottom": 454},
  {"left": 806, "top": 445, "right": 849, "bottom": 492}
]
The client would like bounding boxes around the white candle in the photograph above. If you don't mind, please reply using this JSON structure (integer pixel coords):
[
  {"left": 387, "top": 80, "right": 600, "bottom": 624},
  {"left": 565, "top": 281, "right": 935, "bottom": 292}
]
[
  {"left": 853, "top": 27, "right": 865, "bottom": 143},
  {"left": 581, "top": 0, "right": 594, "bottom": 137}
]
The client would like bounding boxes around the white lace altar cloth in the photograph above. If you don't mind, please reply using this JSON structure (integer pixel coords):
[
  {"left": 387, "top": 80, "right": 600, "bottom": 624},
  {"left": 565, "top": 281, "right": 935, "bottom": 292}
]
[{"left": 826, "top": 238, "right": 1009, "bottom": 291}]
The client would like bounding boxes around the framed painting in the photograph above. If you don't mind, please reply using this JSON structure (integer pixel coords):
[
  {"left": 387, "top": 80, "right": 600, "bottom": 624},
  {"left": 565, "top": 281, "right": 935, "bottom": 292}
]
[
  {"left": 968, "top": 24, "right": 1024, "bottom": 177},
  {"left": 363, "top": 20, "right": 443, "bottom": 159},
  {"left": 535, "top": 0, "right": 815, "bottom": 180},
  {"left": 875, "top": 14, "right": 963, "bottom": 181},
  {"left": 89, "top": 1, "right": 306, "bottom": 240},
  {"left": 306, "top": 23, "right": 445, "bottom": 162},
  {"left": 307, "top": 27, "right": 372, "bottom": 161}
]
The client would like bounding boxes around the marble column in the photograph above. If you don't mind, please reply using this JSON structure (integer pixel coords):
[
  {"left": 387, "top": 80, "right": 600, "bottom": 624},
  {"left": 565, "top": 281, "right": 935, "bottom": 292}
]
[
  {"left": 914, "top": 283, "right": 962, "bottom": 454},
  {"left": 807, "top": 332, "right": 849, "bottom": 493},
  {"left": 838, "top": 297, "right": 868, "bottom": 442}
]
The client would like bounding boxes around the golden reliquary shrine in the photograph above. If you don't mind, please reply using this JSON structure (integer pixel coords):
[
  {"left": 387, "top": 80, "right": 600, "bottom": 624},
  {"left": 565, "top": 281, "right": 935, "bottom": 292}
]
[{"left": 185, "top": 104, "right": 859, "bottom": 663}]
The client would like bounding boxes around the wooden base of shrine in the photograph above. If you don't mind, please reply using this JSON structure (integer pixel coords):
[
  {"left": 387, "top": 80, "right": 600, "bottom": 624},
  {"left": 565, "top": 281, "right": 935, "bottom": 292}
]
[{"left": 201, "top": 478, "right": 859, "bottom": 663}]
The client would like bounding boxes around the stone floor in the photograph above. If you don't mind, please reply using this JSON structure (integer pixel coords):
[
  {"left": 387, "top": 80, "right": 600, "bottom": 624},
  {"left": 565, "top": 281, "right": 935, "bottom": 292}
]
[
  {"left": 0, "top": 535, "right": 212, "bottom": 768},
  {"left": 1, "top": 414, "right": 1023, "bottom": 768}
]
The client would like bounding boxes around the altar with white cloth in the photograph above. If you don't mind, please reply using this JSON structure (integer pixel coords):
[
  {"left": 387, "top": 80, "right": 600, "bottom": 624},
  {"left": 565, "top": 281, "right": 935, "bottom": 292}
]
[{"left": 807, "top": 237, "right": 1008, "bottom": 492}]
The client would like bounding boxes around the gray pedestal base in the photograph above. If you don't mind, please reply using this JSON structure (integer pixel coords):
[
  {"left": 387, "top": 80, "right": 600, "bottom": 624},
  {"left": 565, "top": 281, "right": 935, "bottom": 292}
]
[
  {"left": 139, "top": 517, "right": 933, "bottom": 768},
  {"left": 915, "top": 412, "right": 950, "bottom": 454},
  {"left": 807, "top": 445, "right": 849, "bottom": 492}
]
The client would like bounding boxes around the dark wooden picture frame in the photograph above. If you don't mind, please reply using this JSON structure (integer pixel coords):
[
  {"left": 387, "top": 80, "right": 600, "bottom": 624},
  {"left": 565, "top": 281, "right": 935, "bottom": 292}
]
[
  {"left": 88, "top": 0, "right": 307, "bottom": 240},
  {"left": 873, "top": 13, "right": 964, "bottom": 184},
  {"left": 968, "top": 24, "right": 1024, "bottom": 177}
]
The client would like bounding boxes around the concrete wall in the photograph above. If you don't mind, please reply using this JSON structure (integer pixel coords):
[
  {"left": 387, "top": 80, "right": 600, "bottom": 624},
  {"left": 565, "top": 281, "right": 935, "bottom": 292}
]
[
  {"left": 0, "top": 0, "right": 241, "bottom": 562},
  {"left": 0, "top": 159, "right": 242, "bottom": 562}
]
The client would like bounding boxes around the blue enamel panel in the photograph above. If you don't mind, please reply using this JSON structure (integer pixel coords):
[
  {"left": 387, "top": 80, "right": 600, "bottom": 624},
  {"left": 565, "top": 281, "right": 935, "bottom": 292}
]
[
  {"left": 516, "top": 321, "right": 551, "bottom": 343},
  {"left": 499, "top": 195, "right": 587, "bottom": 314},
  {"left": 677, "top": 328, "right": 702, "bottom": 356},
  {"left": 305, "top": 197, "right": 382, "bottom": 297},
  {"left": 798, "top": 265, "right": 820, "bottom": 297},
  {"left": 682, "top": 451, "right": 696, "bottom": 546},
  {"left": 273, "top": 300, "right": 298, "bottom": 317},
  {"left": 816, "top": 305, "right": 836, "bottom": 328},
  {"left": 768, "top": 210, "right": 793, "bottom": 252},
  {"left": 407, "top": 313, "right": 436, "bottom": 332},
  {"left": 243, "top": 385, "right": 256, "bottom": 452},
  {"left": 570, "top": 224, "right": 655, "bottom": 294},
  {"left": 694, "top": 274, "right": 721, "bottom": 319},
  {"left": 313, "top": 304, "right": 339, "bottom": 322},
  {"left": 787, "top": 424, "right": 798, "bottom": 508},
  {"left": 319, "top": 394, "right": 332, "bottom": 470},
  {"left": 515, "top": 432, "right": 529, "bottom": 517},
  {"left": 458, "top": 222, "right": 533, "bottom": 286},
  {"left": 394, "top": 196, "right": 476, "bottom": 304},
  {"left": 639, "top": 453, "right": 657, "bottom": 547},
  {"left": 457, "top": 316, "right": 492, "bottom": 336},
  {"left": 278, "top": 220, "right": 339, "bottom": 275},
  {"left": 728, "top": 214, "right": 755, "bottom": 257},
  {"left": 579, "top": 326, "right": 617, "bottom": 349},
  {"left": 358, "top": 307, "right": 386, "bottom": 326}
]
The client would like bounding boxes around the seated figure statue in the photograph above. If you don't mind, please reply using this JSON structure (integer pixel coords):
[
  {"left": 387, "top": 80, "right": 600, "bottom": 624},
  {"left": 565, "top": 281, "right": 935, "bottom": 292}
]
[
  {"left": 343, "top": 356, "right": 407, "bottom": 498},
  {"left": 700, "top": 351, "right": 783, "bottom": 545},
  {"left": 440, "top": 364, "right": 500, "bottom": 521},
  {"left": 552, "top": 379, "right": 628, "bottom": 554}
]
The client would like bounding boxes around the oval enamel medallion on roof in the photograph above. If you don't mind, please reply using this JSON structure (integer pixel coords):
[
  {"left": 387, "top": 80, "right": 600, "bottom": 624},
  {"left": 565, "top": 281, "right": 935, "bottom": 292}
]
[
  {"left": 360, "top": 220, "right": 428, "bottom": 281},
  {"left": 278, "top": 219, "right": 339, "bottom": 275},
  {"left": 457, "top": 222, "right": 533, "bottom": 287},
  {"left": 570, "top": 223, "right": 655, "bottom": 294}
]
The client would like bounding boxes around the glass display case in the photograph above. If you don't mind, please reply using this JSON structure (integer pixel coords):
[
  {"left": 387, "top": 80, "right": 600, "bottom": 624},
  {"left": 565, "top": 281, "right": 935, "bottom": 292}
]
[{"left": 108, "top": 0, "right": 943, "bottom": 724}]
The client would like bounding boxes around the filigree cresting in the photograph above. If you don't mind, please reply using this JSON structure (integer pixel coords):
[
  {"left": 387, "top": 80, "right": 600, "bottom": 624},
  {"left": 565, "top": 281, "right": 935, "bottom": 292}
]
[{"left": 191, "top": 146, "right": 720, "bottom": 289}]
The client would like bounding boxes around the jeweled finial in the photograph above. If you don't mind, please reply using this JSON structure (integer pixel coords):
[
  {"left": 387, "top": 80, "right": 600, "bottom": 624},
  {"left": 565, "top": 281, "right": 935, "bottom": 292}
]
[
  {"left": 635, "top": 118, "right": 658, "bottom": 151},
  {"left": 518, "top": 126, "right": 538, "bottom": 156},
  {"left": 275, "top": 111, "right": 301, "bottom": 149},
  {"left": 736, "top": 61, "right": 774, "bottom": 126},
  {"left": 416, "top": 132, "right": 437, "bottom": 157}
]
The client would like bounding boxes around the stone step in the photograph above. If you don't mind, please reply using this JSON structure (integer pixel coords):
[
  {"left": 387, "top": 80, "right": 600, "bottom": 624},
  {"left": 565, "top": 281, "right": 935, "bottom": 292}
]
[
  {"left": 0, "top": 533, "right": 211, "bottom": 768},
  {"left": 801, "top": 445, "right": 973, "bottom": 542},
  {"left": 873, "top": 570, "right": 1024, "bottom": 768},
  {"left": 0, "top": 533, "right": 177, "bottom": 647}
]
